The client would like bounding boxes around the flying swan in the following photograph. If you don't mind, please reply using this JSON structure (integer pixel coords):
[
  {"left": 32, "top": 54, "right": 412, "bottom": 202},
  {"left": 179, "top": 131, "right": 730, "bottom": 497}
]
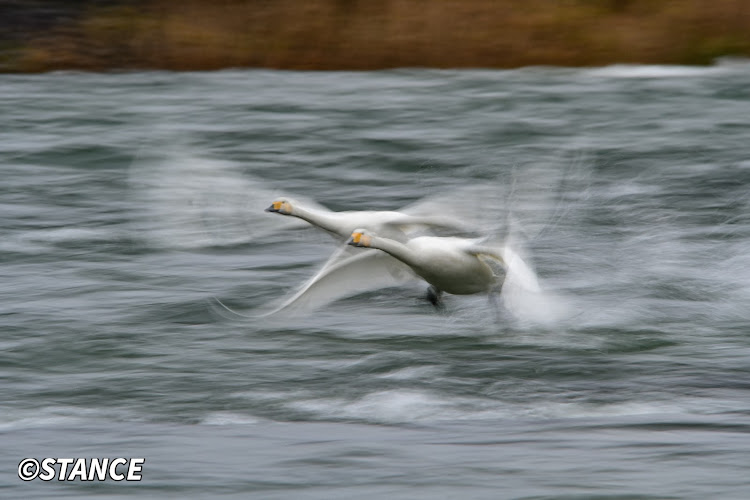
[
  {"left": 346, "top": 228, "right": 513, "bottom": 308},
  {"left": 265, "top": 197, "right": 467, "bottom": 241}
]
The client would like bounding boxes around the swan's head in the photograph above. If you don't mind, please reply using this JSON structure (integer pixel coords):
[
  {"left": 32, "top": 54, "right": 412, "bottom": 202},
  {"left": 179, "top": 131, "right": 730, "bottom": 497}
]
[
  {"left": 347, "top": 229, "right": 372, "bottom": 248},
  {"left": 265, "top": 198, "right": 293, "bottom": 215}
]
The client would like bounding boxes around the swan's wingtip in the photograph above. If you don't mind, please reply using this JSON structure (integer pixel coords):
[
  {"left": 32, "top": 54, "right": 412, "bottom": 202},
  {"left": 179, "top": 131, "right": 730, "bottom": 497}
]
[{"left": 209, "top": 296, "right": 260, "bottom": 320}]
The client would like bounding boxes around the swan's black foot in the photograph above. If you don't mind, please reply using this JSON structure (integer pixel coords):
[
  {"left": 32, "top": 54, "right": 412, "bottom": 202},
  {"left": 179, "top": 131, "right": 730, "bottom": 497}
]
[{"left": 426, "top": 286, "right": 445, "bottom": 310}]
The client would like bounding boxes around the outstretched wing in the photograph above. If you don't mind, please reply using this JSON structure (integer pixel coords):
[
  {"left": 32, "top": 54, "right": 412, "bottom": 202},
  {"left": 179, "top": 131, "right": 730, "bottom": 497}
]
[
  {"left": 467, "top": 239, "right": 541, "bottom": 291},
  {"left": 129, "top": 146, "right": 333, "bottom": 249},
  {"left": 259, "top": 244, "right": 416, "bottom": 316},
  {"left": 401, "top": 183, "right": 510, "bottom": 237}
]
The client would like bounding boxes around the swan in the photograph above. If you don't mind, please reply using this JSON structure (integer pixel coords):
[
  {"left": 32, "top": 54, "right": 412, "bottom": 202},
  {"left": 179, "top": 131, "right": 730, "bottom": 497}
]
[
  {"left": 265, "top": 197, "right": 467, "bottom": 241},
  {"left": 346, "top": 228, "right": 509, "bottom": 308},
  {"left": 252, "top": 225, "right": 542, "bottom": 317}
]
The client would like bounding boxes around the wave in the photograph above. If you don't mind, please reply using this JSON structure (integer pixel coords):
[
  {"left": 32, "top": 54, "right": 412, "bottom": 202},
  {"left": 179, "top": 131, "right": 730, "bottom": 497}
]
[{"left": 584, "top": 63, "right": 734, "bottom": 79}]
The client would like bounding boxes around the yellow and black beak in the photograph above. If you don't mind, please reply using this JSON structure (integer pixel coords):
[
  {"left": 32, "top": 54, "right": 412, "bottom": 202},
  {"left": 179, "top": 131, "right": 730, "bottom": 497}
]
[
  {"left": 347, "top": 231, "right": 364, "bottom": 246},
  {"left": 265, "top": 201, "right": 284, "bottom": 213}
]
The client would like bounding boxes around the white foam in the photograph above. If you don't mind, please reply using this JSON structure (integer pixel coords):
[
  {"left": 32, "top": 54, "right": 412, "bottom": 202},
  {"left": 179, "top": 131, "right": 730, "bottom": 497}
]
[
  {"left": 200, "top": 411, "right": 261, "bottom": 426},
  {"left": 375, "top": 366, "right": 444, "bottom": 381},
  {"left": 0, "top": 406, "right": 110, "bottom": 431},
  {"left": 586, "top": 64, "right": 726, "bottom": 79},
  {"left": 0, "top": 228, "right": 116, "bottom": 253},
  {"left": 290, "top": 390, "right": 457, "bottom": 423},
  {"left": 0, "top": 236, "right": 46, "bottom": 253},
  {"left": 283, "top": 388, "right": 744, "bottom": 425},
  {"left": 25, "top": 227, "right": 113, "bottom": 243}
]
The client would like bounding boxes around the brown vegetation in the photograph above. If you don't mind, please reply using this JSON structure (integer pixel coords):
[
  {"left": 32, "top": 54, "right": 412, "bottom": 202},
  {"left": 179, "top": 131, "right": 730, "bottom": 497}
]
[{"left": 5, "top": 0, "right": 750, "bottom": 72}]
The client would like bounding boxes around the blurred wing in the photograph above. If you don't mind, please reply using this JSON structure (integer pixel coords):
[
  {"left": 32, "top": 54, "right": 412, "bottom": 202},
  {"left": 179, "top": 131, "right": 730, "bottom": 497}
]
[
  {"left": 500, "top": 244, "right": 541, "bottom": 294},
  {"left": 259, "top": 245, "right": 415, "bottom": 316},
  {"left": 400, "top": 151, "right": 590, "bottom": 242},
  {"left": 502, "top": 151, "right": 591, "bottom": 241},
  {"left": 401, "top": 183, "right": 510, "bottom": 236},
  {"left": 128, "top": 145, "right": 332, "bottom": 249},
  {"left": 499, "top": 241, "right": 572, "bottom": 326},
  {"left": 467, "top": 237, "right": 543, "bottom": 314}
]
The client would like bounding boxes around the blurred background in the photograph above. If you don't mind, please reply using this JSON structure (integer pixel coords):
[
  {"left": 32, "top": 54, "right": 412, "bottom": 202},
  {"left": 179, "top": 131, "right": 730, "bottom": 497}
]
[{"left": 2, "top": 0, "right": 750, "bottom": 72}]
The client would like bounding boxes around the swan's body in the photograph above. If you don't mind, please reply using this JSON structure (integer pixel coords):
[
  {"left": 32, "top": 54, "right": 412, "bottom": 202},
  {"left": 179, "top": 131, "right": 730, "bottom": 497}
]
[{"left": 348, "top": 230, "right": 505, "bottom": 297}]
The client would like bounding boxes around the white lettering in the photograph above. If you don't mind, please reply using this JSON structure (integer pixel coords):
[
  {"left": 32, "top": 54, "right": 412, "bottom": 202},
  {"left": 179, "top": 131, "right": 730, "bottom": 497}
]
[
  {"left": 57, "top": 458, "right": 74, "bottom": 481},
  {"left": 109, "top": 457, "right": 127, "bottom": 481},
  {"left": 127, "top": 458, "right": 145, "bottom": 481},
  {"left": 67, "top": 458, "right": 87, "bottom": 481},
  {"left": 88, "top": 458, "right": 109, "bottom": 481},
  {"left": 39, "top": 458, "right": 56, "bottom": 481},
  {"left": 19, "top": 457, "right": 145, "bottom": 482},
  {"left": 18, "top": 459, "right": 39, "bottom": 481}
]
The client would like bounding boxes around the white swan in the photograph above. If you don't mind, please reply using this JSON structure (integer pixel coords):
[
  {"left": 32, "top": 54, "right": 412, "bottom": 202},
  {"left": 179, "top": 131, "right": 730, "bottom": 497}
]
[
  {"left": 346, "top": 228, "right": 542, "bottom": 310},
  {"left": 265, "top": 197, "right": 467, "bottom": 241},
  {"left": 346, "top": 228, "right": 509, "bottom": 307}
]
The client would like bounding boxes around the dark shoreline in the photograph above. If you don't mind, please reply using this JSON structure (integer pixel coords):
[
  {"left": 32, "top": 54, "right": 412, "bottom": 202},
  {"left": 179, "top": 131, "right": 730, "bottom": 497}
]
[{"left": 3, "top": 0, "right": 750, "bottom": 73}]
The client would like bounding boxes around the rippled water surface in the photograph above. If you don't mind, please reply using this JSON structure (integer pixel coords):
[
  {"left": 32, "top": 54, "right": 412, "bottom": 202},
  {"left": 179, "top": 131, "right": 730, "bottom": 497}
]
[{"left": 2, "top": 63, "right": 750, "bottom": 499}]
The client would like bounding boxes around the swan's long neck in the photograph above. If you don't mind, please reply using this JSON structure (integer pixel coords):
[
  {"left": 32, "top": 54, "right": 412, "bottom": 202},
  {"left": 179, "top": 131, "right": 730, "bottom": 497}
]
[
  {"left": 368, "top": 236, "right": 417, "bottom": 268},
  {"left": 291, "top": 205, "right": 342, "bottom": 236}
]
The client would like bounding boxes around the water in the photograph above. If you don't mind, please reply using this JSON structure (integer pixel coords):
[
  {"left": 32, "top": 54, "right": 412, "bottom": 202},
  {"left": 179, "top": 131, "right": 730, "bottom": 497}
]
[{"left": 2, "top": 62, "right": 750, "bottom": 499}]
